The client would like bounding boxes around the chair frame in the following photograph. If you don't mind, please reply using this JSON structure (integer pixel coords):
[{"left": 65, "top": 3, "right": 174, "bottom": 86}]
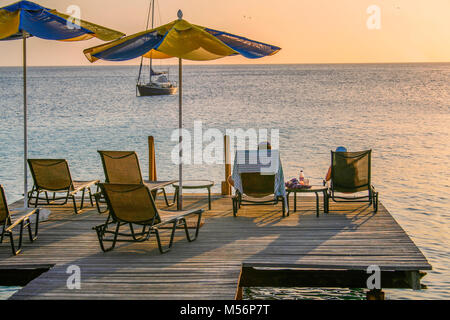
[
  {"left": 27, "top": 159, "right": 97, "bottom": 214},
  {"left": 0, "top": 185, "right": 39, "bottom": 255},
  {"left": 95, "top": 151, "right": 174, "bottom": 214},
  {"left": 327, "top": 150, "right": 379, "bottom": 212},
  {"left": 232, "top": 173, "right": 287, "bottom": 217},
  {"left": 93, "top": 183, "right": 203, "bottom": 253}
]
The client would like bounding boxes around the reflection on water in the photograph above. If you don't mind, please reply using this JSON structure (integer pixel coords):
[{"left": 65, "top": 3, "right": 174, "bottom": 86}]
[
  {"left": 0, "top": 286, "right": 20, "bottom": 300},
  {"left": 0, "top": 63, "right": 448, "bottom": 299},
  {"left": 244, "top": 287, "right": 366, "bottom": 300}
]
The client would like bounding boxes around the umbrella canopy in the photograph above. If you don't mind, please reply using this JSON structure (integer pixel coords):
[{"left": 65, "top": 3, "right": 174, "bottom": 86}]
[
  {"left": 84, "top": 12, "right": 280, "bottom": 62},
  {"left": 0, "top": 1, "right": 124, "bottom": 207},
  {"left": 84, "top": 10, "right": 281, "bottom": 209},
  {"left": 0, "top": 1, "right": 123, "bottom": 41}
]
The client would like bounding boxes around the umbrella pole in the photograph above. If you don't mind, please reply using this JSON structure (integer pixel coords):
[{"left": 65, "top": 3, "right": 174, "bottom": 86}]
[
  {"left": 23, "top": 30, "right": 28, "bottom": 208},
  {"left": 178, "top": 58, "right": 183, "bottom": 210}
]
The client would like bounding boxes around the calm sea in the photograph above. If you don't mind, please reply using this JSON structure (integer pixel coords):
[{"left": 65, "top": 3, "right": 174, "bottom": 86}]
[{"left": 0, "top": 64, "right": 448, "bottom": 300}]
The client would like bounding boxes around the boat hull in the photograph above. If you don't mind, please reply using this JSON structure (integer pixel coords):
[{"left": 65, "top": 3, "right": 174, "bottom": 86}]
[{"left": 137, "top": 84, "right": 178, "bottom": 96}]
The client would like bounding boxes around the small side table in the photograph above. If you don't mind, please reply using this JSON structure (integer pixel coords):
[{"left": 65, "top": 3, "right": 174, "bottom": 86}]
[
  {"left": 286, "top": 186, "right": 329, "bottom": 217},
  {"left": 173, "top": 180, "right": 214, "bottom": 210}
]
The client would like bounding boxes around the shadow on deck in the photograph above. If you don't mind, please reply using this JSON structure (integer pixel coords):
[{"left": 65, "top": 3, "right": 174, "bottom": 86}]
[{"left": 0, "top": 194, "right": 431, "bottom": 300}]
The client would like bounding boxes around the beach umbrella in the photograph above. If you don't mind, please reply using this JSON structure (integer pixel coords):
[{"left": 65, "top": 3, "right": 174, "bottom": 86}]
[
  {"left": 84, "top": 10, "right": 280, "bottom": 209},
  {"left": 0, "top": 1, "right": 124, "bottom": 207}
]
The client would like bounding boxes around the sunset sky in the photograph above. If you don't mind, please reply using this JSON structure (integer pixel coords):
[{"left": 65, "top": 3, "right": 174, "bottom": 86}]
[{"left": 0, "top": 0, "right": 449, "bottom": 66}]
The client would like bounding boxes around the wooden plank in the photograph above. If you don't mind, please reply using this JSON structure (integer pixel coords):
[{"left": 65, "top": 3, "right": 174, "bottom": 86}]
[{"left": 0, "top": 194, "right": 431, "bottom": 300}]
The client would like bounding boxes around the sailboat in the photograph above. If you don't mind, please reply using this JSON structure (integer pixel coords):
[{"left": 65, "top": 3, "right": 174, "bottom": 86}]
[{"left": 136, "top": 0, "right": 178, "bottom": 96}]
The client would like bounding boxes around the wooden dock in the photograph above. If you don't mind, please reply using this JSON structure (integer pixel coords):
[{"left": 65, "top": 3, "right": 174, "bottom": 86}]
[{"left": 0, "top": 194, "right": 431, "bottom": 300}]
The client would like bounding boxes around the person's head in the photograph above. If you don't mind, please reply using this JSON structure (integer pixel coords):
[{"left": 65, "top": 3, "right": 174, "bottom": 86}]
[
  {"left": 258, "top": 141, "right": 272, "bottom": 150},
  {"left": 335, "top": 146, "right": 347, "bottom": 152}
]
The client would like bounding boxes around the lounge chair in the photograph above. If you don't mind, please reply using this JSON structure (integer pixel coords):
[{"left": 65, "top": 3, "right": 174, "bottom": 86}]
[
  {"left": 327, "top": 150, "right": 378, "bottom": 211},
  {"left": 96, "top": 151, "right": 175, "bottom": 213},
  {"left": 232, "top": 172, "right": 287, "bottom": 217},
  {"left": 27, "top": 159, "right": 99, "bottom": 214},
  {"left": 93, "top": 183, "right": 203, "bottom": 253},
  {"left": 1, "top": 185, "right": 39, "bottom": 255}
]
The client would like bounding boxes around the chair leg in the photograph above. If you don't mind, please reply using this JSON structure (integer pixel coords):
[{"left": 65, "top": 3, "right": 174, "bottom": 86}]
[
  {"left": 161, "top": 188, "right": 175, "bottom": 207},
  {"left": 28, "top": 186, "right": 37, "bottom": 207},
  {"left": 94, "top": 222, "right": 120, "bottom": 252},
  {"left": 153, "top": 223, "right": 177, "bottom": 254},
  {"left": 324, "top": 191, "right": 329, "bottom": 213},
  {"left": 181, "top": 211, "right": 202, "bottom": 242},
  {"left": 94, "top": 192, "right": 108, "bottom": 214},
  {"left": 26, "top": 210, "right": 39, "bottom": 242},
  {"left": 79, "top": 189, "right": 86, "bottom": 210},
  {"left": 88, "top": 187, "right": 94, "bottom": 207},
  {"left": 33, "top": 190, "right": 40, "bottom": 208},
  {"left": 9, "top": 221, "right": 25, "bottom": 256},
  {"left": 128, "top": 223, "right": 151, "bottom": 242},
  {"left": 71, "top": 195, "right": 79, "bottom": 214},
  {"left": 8, "top": 232, "right": 20, "bottom": 255},
  {"left": 373, "top": 192, "right": 379, "bottom": 212},
  {"left": 232, "top": 197, "right": 238, "bottom": 217},
  {"left": 0, "top": 224, "right": 5, "bottom": 244}
]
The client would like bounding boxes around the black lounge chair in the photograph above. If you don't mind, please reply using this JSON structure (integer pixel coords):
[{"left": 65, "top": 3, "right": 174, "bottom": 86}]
[
  {"left": 327, "top": 150, "right": 378, "bottom": 212},
  {"left": 27, "top": 159, "right": 99, "bottom": 214},
  {"left": 232, "top": 172, "right": 286, "bottom": 217},
  {"left": 0, "top": 185, "right": 39, "bottom": 255},
  {"left": 93, "top": 183, "right": 203, "bottom": 253}
]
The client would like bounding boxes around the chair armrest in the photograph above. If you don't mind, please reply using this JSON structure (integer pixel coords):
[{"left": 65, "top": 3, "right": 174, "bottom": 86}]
[
  {"left": 6, "top": 208, "right": 39, "bottom": 232},
  {"left": 156, "top": 208, "right": 203, "bottom": 227}
]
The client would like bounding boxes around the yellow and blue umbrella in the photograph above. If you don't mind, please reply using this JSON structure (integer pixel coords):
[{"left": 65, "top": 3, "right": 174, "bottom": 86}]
[
  {"left": 84, "top": 10, "right": 281, "bottom": 209},
  {"left": 0, "top": 0, "right": 124, "bottom": 207}
]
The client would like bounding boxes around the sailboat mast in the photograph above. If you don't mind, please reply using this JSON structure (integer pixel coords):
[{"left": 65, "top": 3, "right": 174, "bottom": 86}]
[{"left": 149, "top": 0, "right": 155, "bottom": 80}]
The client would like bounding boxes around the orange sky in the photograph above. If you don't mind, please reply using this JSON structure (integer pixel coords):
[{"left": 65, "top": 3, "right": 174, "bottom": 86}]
[{"left": 0, "top": 0, "right": 449, "bottom": 66}]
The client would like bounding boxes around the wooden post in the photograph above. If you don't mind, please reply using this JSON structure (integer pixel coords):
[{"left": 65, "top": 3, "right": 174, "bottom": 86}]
[
  {"left": 366, "top": 289, "right": 385, "bottom": 300},
  {"left": 235, "top": 267, "right": 243, "bottom": 300},
  {"left": 221, "top": 135, "right": 231, "bottom": 195},
  {"left": 148, "top": 136, "right": 157, "bottom": 181}
]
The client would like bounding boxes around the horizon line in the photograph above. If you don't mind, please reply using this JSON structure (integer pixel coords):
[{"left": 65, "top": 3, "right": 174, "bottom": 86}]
[{"left": 1, "top": 61, "right": 449, "bottom": 68}]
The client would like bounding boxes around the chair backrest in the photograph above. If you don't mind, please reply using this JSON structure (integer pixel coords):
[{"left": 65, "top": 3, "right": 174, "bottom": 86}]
[
  {"left": 99, "top": 183, "right": 159, "bottom": 224},
  {"left": 0, "top": 185, "right": 10, "bottom": 225},
  {"left": 241, "top": 172, "right": 275, "bottom": 198},
  {"left": 331, "top": 150, "right": 372, "bottom": 193},
  {"left": 28, "top": 159, "right": 73, "bottom": 191},
  {"left": 98, "top": 151, "right": 143, "bottom": 184}
]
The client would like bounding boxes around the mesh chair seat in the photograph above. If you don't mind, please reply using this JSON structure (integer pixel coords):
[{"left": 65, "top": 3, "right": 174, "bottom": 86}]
[
  {"left": 94, "top": 183, "right": 203, "bottom": 253},
  {"left": 95, "top": 151, "right": 176, "bottom": 214},
  {"left": 28, "top": 159, "right": 98, "bottom": 214},
  {"left": 232, "top": 172, "right": 286, "bottom": 217},
  {"left": 329, "top": 150, "right": 378, "bottom": 211}
]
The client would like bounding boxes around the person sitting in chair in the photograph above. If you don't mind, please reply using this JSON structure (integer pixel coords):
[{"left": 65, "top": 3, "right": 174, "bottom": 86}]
[{"left": 325, "top": 146, "right": 347, "bottom": 182}]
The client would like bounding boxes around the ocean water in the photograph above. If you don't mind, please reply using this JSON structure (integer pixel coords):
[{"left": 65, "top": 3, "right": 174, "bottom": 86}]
[{"left": 0, "top": 63, "right": 448, "bottom": 300}]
